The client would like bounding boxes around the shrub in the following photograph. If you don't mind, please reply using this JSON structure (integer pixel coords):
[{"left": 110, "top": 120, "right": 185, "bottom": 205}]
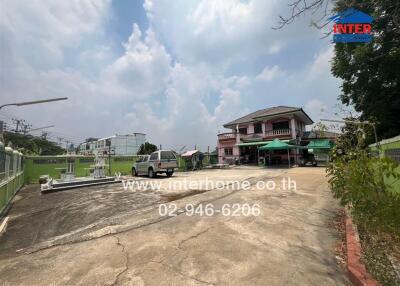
[{"left": 327, "top": 124, "right": 400, "bottom": 235}]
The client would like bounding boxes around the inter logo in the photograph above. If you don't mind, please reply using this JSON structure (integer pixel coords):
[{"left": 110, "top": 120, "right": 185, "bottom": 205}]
[{"left": 329, "top": 8, "right": 373, "bottom": 43}]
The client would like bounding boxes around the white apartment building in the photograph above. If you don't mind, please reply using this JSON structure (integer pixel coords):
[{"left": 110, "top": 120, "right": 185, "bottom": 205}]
[{"left": 78, "top": 133, "right": 146, "bottom": 156}]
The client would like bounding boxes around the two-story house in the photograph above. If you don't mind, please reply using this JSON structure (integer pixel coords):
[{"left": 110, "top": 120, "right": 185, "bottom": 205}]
[{"left": 217, "top": 106, "right": 314, "bottom": 165}]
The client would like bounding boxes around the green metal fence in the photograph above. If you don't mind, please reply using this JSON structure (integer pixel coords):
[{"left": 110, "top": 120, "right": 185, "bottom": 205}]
[
  {"left": 0, "top": 145, "right": 24, "bottom": 217},
  {"left": 0, "top": 149, "right": 218, "bottom": 216},
  {"left": 369, "top": 135, "right": 400, "bottom": 192},
  {"left": 24, "top": 153, "right": 219, "bottom": 184},
  {"left": 24, "top": 155, "right": 139, "bottom": 184}
]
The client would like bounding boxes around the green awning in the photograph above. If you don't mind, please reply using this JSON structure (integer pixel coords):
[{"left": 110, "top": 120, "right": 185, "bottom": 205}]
[
  {"left": 258, "top": 139, "right": 289, "bottom": 150},
  {"left": 307, "top": 140, "right": 332, "bottom": 149},
  {"left": 236, "top": 140, "right": 289, "bottom": 147},
  {"left": 236, "top": 141, "right": 271, "bottom": 147}
]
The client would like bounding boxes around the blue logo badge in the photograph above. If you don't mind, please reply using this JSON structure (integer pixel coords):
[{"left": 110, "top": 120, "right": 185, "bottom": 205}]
[{"left": 329, "top": 8, "right": 373, "bottom": 43}]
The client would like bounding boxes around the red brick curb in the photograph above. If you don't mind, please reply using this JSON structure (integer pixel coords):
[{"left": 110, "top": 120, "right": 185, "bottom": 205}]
[{"left": 345, "top": 213, "right": 381, "bottom": 286}]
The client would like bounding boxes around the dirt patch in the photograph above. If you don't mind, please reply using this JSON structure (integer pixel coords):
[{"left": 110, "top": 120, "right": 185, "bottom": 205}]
[
  {"left": 0, "top": 167, "right": 350, "bottom": 285},
  {"left": 0, "top": 183, "right": 162, "bottom": 255},
  {"left": 329, "top": 209, "right": 347, "bottom": 270},
  {"left": 160, "top": 189, "right": 208, "bottom": 202},
  {"left": 357, "top": 222, "right": 400, "bottom": 286}
]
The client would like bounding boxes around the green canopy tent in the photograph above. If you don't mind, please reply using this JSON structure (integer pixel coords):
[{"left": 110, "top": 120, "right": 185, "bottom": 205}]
[
  {"left": 258, "top": 139, "right": 292, "bottom": 167},
  {"left": 307, "top": 140, "right": 332, "bottom": 149}
]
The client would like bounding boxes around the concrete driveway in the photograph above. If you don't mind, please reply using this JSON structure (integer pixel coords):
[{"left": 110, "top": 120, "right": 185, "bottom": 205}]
[{"left": 0, "top": 167, "right": 348, "bottom": 285}]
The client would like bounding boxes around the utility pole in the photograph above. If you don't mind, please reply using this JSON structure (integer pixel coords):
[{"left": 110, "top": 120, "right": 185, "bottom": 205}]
[
  {"left": 11, "top": 118, "right": 27, "bottom": 133},
  {"left": 108, "top": 145, "right": 111, "bottom": 176},
  {"left": 0, "top": 97, "right": 68, "bottom": 143},
  {"left": 0, "top": 121, "right": 4, "bottom": 141},
  {"left": 22, "top": 123, "right": 32, "bottom": 135},
  {"left": 41, "top": 132, "right": 49, "bottom": 140},
  {"left": 14, "top": 119, "right": 19, "bottom": 133},
  {"left": 207, "top": 146, "right": 210, "bottom": 165}
]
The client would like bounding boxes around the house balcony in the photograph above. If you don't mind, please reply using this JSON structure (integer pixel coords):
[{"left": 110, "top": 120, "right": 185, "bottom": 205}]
[
  {"left": 264, "top": 129, "right": 291, "bottom": 138},
  {"left": 217, "top": 132, "right": 236, "bottom": 141},
  {"left": 218, "top": 129, "right": 292, "bottom": 142}
]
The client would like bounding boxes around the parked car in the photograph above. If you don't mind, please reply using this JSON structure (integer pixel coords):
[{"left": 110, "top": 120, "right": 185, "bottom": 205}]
[
  {"left": 299, "top": 153, "right": 317, "bottom": 167},
  {"left": 132, "top": 150, "right": 177, "bottom": 178}
]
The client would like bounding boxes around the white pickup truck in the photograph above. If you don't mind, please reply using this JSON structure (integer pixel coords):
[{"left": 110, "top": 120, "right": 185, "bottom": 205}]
[{"left": 132, "top": 150, "right": 178, "bottom": 178}]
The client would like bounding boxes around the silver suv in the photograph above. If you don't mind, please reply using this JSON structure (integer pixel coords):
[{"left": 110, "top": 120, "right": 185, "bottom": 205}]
[{"left": 132, "top": 150, "right": 178, "bottom": 178}]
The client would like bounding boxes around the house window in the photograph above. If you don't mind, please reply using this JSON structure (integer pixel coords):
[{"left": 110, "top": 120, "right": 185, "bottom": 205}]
[
  {"left": 272, "top": 121, "right": 289, "bottom": 130},
  {"left": 239, "top": 128, "right": 247, "bottom": 135},
  {"left": 254, "top": 123, "right": 262, "bottom": 134},
  {"left": 224, "top": 148, "right": 233, "bottom": 156}
]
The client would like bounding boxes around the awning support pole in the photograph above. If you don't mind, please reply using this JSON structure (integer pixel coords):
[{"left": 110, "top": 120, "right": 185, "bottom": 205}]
[{"left": 287, "top": 148, "right": 290, "bottom": 168}]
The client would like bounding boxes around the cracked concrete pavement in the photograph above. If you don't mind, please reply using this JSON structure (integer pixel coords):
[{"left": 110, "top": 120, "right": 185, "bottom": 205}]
[{"left": 0, "top": 166, "right": 349, "bottom": 285}]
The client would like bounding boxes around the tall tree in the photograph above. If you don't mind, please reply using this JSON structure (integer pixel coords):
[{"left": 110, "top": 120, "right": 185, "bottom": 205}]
[
  {"left": 276, "top": 0, "right": 400, "bottom": 141},
  {"left": 3, "top": 132, "right": 65, "bottom": 155},
  {"left": 137, "top": 142, "right": 158, "bottom": 155},
  {"left": 331, "top": 0, "right": 400, "bottom": 141}
]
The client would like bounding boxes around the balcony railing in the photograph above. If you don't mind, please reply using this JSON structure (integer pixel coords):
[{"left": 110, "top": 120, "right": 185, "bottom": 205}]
[
  {"left": 217, "top": 133, "right": 236, "bottom": 140},
  {"left": 218, "top": 129, "right": 292, "bottom": 141},
  {"left": 265, "top": 129, "right": 291, "bottom": 137}
]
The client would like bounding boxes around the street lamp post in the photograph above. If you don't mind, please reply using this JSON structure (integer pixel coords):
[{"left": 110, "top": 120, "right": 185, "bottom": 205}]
[
  {"left": 0, "top": 97, "right": 68, "bottom": 141},
  {"left": 0, "top": 97, "right": 68, "bottom": 111}
]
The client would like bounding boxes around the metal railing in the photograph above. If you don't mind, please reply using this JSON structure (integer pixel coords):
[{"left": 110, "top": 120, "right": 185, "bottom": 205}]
[
  {"left": 217, "top": 133, "right": 236, "bottom": 140},
  {"left": 0, "top": 147, "right": 24, "bottom": 217},
  {"left": 218, "top": 129, "right": 292, "bottom": 141},
  {"left": 264, "top": 129, "right": 291, "bottom": 137}
]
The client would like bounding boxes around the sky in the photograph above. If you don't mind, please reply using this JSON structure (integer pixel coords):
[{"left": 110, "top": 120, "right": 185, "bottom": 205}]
[{"left": 0, "top": 0, "right": 343, "bottom": 151}]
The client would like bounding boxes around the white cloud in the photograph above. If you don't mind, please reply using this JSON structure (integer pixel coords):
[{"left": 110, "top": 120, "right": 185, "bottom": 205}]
[
  {"left": 0, "top": 0, "right": 111, "bottom": 70},
  {"left": 256, "top": 65, "right": 284, "bottom": 81},
  {"left": 100, "top": 24, "right": 172, "bottom": 100},
  {"left": 0, "top": 0, "right": 342, "bottom": 151},
  {"left": 189, "top": 0, "right": 254, "bottom": 36},
  {"left": 214, "top": 88, "right": 248, "bottom": 129},
  {"left": 142, "top": 0, "right": 314, "bottom": 66},
  {"left": 267, "top": 42, "right": 285, "bottom": 54},
  {"left": 304, "top": 99, "right": 328, "bottom": 122},
  {"left": 80, "top": 45, "right": 112, "bottom": 63},
  {"left": 307, "top": 47, "right": 334, "bottom": 81}
]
